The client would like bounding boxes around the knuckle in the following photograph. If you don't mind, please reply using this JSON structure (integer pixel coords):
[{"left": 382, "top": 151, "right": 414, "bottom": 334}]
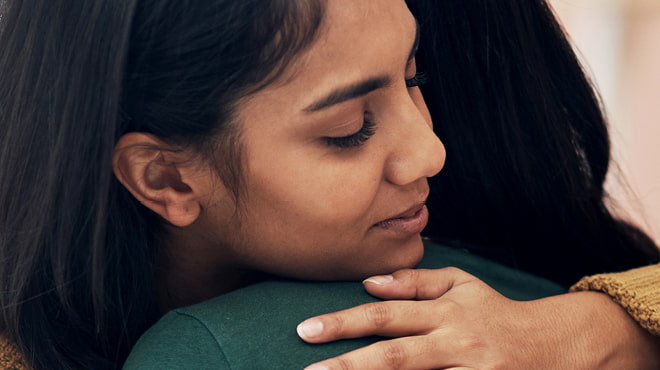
[
  {"left": 479, "top": 359, "right": 507, "bottom": 370},
  {"left": 457, "top": 334, "right": 487, "bottom": 352},
  {"left": 362, "top": 302, "right": 392, "bottom": 327},
  {"left": 487, "top": 356, "right": 508, "bottom": 370},
  {"left": 435, "top": 298, "right": 461, "bottom": 317},
  {"left": 416, "top": 281, "right": 440, "bottom": 299},
  {"left": 326, "top": 312, "right": 347, "bottom": 334},
  {"left": 379, "top": 342, "right": 406, "bottom": 369},
  {"left": 419, "top": 335, "right": 439, "bottom": 355},
  {"left": 443, "top": 266, "right": 464, "bottom": 276},
  {"left": 331, "top": 358, "right": 356, "bottom": 370},
  {"left": 393, "top": 268, "right": 418, "bottom": 285},
  {"left": 405, "top": 268, "right": 421, "bottom": 282}
]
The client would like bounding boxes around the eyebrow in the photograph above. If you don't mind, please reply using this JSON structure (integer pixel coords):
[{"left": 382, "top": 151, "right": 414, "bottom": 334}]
[
  {"left": 303, "top": 77, "right": 391, "bottom": 113},
  {"left": 303, "top": 19, "right": 421, "bottom": 113}
]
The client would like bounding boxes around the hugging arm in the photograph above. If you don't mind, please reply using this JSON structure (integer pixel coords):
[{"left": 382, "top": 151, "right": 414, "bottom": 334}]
[
  {"left": 298, "top": 267, "right": 660, "bottom": 370},
  {"left": 570, "top": 264, "right": 660, "bottom": 336}
]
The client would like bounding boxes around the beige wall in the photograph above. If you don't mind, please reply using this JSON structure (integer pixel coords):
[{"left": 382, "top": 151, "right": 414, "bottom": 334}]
[{"left": 550, "top": 0, "right": 660, "bottom": 243}]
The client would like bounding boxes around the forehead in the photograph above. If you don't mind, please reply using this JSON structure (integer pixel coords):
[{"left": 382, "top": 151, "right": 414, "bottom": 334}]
[
  {"left": 243, "top": 0, "right": 416, "bottom": 112},
  {"left": 304, "top": 0, "right": 415, "bottom": 76},
  {"left": 316, "top": 0, "right": 415, "bottom": 53}
]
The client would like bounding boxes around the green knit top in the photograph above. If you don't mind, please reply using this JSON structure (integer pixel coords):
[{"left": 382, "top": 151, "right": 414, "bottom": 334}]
[{"left": 123, "top": 242, "right": 565, "bottom": 369}]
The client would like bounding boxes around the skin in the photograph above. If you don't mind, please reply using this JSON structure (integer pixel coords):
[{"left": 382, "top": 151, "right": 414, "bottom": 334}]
[
  {"left": 114, "top": 0, "right": 445, "bottom": 307},
  {"left": 299, "top": 268, "right": 660, "bottom": 370}
]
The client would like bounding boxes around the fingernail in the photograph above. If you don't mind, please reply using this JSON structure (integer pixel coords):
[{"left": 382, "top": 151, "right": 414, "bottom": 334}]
[
  {"left": 297, "top": 319, "right": 324, "bottom": 340},
  {"left": 362, "top": 274, "right": 394, "bottom": 285},
  {"left": 304, "top": 364, "right": 330, "bottom": 370}
]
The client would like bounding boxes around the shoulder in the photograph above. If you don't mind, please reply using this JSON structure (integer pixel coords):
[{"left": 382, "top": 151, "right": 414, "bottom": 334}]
[
  {"left": 123, "top": 311, "right": 231, "bottom": 369},
  {"left": 125, "top": 280, "right": 380, "bottom": 369}
]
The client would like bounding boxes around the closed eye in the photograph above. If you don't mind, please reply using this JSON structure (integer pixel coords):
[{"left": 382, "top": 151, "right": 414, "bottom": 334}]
[{"left": 325, "top": 113, "right": 376, "bottom": 149}]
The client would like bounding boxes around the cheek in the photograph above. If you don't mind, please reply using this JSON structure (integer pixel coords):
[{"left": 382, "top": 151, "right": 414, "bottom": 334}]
[
  {"left": 247, "top": 160, "right": 381, "bottom": 227},
  {"left": 246, "top": 129, "right": 386, "bottom": 214}
]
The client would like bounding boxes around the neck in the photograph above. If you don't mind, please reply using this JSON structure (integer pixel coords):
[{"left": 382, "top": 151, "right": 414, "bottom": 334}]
[
  {"left": 156, "top": 264, "right": 260, "bottom": 313},
  {"left": 154, "top": 227, "right": 263, "bottom": 313}
]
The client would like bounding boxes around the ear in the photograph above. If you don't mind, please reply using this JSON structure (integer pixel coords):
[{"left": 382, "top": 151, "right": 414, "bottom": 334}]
[{"left": 112, "top": 133, "right": 205, "bottom": 227}]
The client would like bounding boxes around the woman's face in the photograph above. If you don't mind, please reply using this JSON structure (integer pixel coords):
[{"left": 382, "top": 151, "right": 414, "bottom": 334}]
[{"left": 197, "top": 0, "right": 445, "bottom": 280}]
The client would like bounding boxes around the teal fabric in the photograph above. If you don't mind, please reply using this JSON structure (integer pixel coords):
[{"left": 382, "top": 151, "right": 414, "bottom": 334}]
[{"left": 123, "top": 243, "right": 565, "bottom": 369}]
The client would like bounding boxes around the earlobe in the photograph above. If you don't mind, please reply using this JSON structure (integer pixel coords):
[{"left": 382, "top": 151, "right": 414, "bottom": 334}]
[{"left": 112, "top": 133, "right": 202, "bottom": 227}]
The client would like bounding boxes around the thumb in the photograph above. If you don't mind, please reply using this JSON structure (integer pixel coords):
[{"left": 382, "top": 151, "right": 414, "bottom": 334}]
[{"left": 363, "top": 267, "right": 476, "bottom": 300}]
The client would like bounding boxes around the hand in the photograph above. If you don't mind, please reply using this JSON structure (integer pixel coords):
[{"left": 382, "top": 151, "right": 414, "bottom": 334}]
[{"left": 297, "top": 268, "right": 660, "bottom": 370}]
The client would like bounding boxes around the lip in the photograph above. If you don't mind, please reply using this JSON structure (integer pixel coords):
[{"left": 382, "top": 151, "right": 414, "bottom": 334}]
[{"left": 373, "top": 203, "right": 429, "bottom": 237}]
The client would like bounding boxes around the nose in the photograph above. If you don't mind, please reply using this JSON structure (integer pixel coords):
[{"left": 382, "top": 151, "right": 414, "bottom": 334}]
[{"left": 383, "top": 91, "right": 446, "bottom": 186}]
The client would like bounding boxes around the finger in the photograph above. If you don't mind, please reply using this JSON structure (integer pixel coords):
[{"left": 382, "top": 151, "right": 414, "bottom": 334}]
[
  {"left": 363, "top": 267, "right": 477, "bottom": 300},
  {"left": 303, "top": 335, "right": 464, "bottom": 370},
  {"left": 297, "top": 299, "right": 451, "bottom": 343}
]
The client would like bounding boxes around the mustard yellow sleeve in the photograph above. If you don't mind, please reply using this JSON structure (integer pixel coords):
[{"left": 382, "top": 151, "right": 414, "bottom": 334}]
[
  {"left": 0, "top": 334, "right": 27, "bottom": 370},
  {"left": 570, "top": 264, "right": 660, "bottom": 336}
]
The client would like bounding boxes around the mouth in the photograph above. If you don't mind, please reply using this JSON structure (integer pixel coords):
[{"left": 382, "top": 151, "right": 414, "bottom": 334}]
[{"left": 373, "top": 203, "right": 429, "bottom": 237}]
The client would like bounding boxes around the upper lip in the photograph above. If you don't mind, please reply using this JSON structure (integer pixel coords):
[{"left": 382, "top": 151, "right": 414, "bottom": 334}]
[{"left": 377, "top": 202, "right": 427, "bottom": 224}]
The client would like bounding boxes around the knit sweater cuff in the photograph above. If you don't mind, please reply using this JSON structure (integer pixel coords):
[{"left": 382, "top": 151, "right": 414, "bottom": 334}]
[
  {"left": 0, "top": 335, "right": 27, "bottom": 370},
  {"left": 570, "top": 264, "right": 660, "bottom": 336}
]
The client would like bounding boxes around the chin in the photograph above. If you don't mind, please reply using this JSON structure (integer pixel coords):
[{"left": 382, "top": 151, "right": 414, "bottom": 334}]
[
  {"left": 357, "top": 235, "right": 425, "bottom": 278},
  {"left": 389, "top": 236, "right": 425, "bottom": 269},
  {"left": 272, "top": 235, "right": 426, "bottom": 281}
]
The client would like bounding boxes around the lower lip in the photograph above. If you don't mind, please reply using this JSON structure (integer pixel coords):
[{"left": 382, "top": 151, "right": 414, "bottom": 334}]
[{"left": 373, "top": 205, "right": 429, "bottom": 237}]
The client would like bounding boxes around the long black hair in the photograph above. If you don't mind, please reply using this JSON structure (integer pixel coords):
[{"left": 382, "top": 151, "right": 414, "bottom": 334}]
[
  {"left": 409, "top": 0, "right": 660, "bottom": 286},
  {"left": 0, "top": 0, "right": 323, "bottom": 368}
]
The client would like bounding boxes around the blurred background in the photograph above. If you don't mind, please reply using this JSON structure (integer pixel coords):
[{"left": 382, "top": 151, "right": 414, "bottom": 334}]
[{"left": 549, "top": 0, "right": 660, "bottom": 244}]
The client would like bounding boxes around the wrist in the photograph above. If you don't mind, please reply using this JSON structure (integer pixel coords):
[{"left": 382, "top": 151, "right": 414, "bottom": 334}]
[{"left": 529, "top": 291, "right": 660, "bottom": 369}]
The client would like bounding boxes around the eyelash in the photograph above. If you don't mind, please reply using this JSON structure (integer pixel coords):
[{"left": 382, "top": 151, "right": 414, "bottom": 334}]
[
  {"left": 325, "top": 114, "right": 376, "bottom": 149},
  {"left": 325, "top": 72, "right": 429, "bottom": 149},
  {"left": 405, "top": 71, "right": 429, "bottom": 88}
]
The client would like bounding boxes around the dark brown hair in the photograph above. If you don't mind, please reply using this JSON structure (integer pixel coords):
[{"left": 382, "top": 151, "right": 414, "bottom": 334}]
[
  {"left": 0, "top": 0, "right": 324, "bottom": 368},
  {"left": 409, "top": 0, "right": 659, "bottom": 286}
]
